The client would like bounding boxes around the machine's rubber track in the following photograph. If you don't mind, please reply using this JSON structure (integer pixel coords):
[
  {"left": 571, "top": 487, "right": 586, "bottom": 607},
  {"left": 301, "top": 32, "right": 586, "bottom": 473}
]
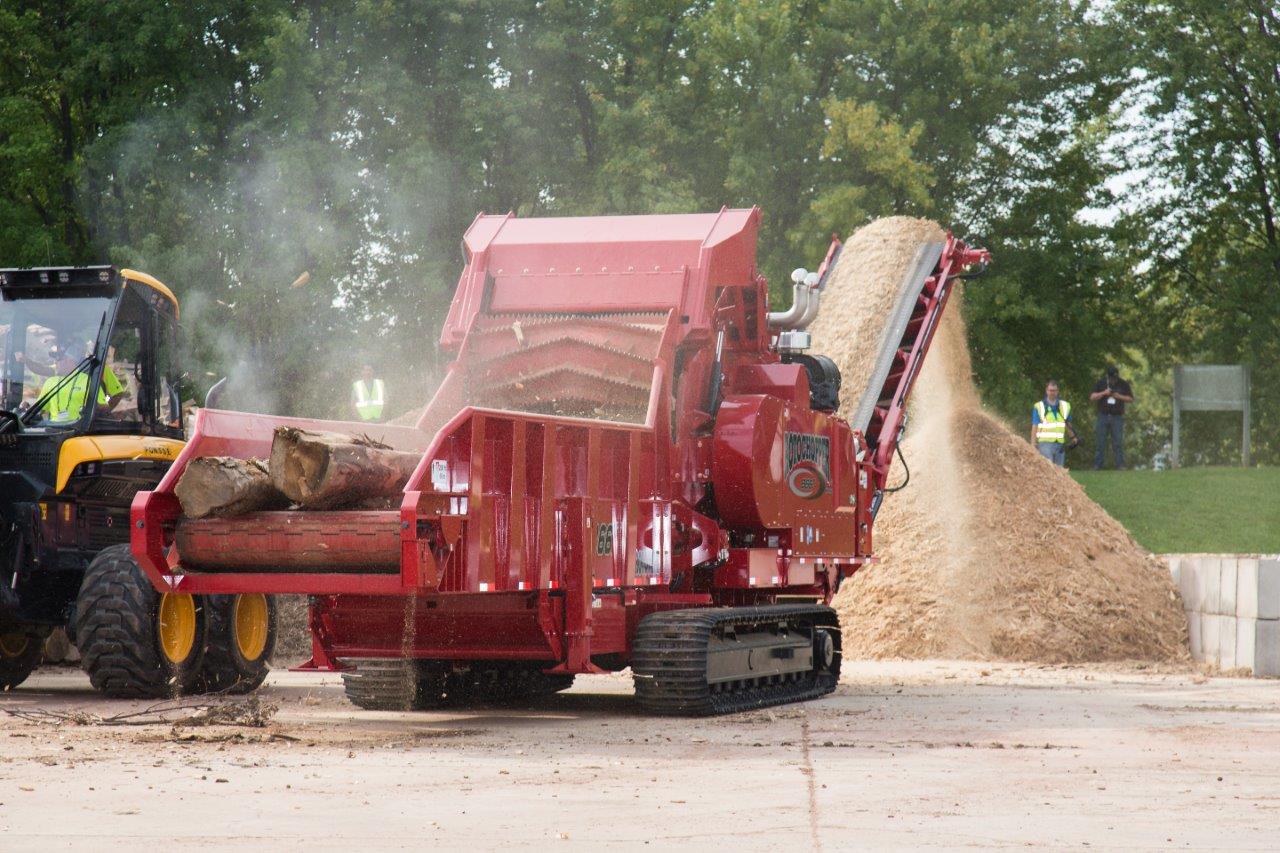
[
  {"left": 199, "top": 594, "right": 277, "bottom": 695},
  {"left": 75, "top": 544, "right": 205, "bottom": 698},
  {"left": 340, "top": 658, "right": 574, "bottom": 711},
  {"left": 631, "top": 604, "right": 841, "bottom": 716},
  {"left": 341, "top": 659, "right": 421, "bottom": 710},
  {"left": 449, "top": 664, "right": 574, "bottom": 704}
]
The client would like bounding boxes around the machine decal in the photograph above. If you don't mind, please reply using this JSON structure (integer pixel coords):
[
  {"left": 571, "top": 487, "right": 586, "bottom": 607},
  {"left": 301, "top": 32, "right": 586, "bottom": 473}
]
[
  {"left": 596, "top": 521, "right": 614, "bottom": 556},
  {"left": 431, "top": 459, "right": 450, "bottom": 491},
  {"left": 785, "top": 432, "right": 830, "bottom": 499}
]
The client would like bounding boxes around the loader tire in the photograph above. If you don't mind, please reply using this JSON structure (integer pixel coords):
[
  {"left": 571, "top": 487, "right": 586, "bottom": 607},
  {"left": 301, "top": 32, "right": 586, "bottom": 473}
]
[
  {"left": 0, "top": 629, "right": 45, "bottom": 691},
  {"left": 75, "top": 544, "right": 206, "bottom": 698},
  {"left": 199, "top": 594, "right": 276, "bottom": 694}
]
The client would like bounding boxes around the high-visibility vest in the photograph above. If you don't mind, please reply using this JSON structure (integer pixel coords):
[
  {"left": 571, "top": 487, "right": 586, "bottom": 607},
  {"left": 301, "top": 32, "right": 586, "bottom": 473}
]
[
  {"left": 39, "top": 373, "right": 110, "bottom": 423},
  {"left": 353, "top": 378, "right": 385, "bottom": 421},
  {"left": 1034, "top": 399, "right": 1071, "bottom": 443}
]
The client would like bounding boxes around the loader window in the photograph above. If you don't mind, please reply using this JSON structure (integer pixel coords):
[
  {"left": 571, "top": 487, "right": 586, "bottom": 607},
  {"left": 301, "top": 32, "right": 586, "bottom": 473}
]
[
  {"left": 93, "top": 283, "right": 181, "bottom": 437},
  {"left": 0, "top": 293, "right": 112, "bottom": 419}
]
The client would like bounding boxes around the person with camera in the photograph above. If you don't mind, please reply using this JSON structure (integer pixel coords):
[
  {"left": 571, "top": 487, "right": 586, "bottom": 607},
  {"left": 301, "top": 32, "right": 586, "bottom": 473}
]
[
  {"left": 1090, "top": 365, "right": 1133, "bottom": 469},
  {"left": 1030, "top": 379, "right": 1078, "bottom": 467}
]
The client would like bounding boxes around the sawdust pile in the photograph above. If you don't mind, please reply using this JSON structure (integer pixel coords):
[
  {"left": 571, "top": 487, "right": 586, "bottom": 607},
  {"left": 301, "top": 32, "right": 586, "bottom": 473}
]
[{"left": 815, "top": 217, "right": 1187, "bottom": 663}]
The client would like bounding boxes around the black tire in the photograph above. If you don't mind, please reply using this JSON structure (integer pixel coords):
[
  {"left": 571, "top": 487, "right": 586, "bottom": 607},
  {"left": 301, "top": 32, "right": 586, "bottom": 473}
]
[
  {"left": 199, "top": 594, "right": 276, "bottom": 694},
  {"left": 75, "top": 544, "right": 206, "bottom": 698},
  {"left": 0, "top": 629, "right": 45, "bottom": 691}
]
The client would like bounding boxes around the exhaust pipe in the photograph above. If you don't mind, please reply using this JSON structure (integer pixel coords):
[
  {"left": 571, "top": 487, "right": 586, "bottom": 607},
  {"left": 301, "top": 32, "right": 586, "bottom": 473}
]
[
  {"left": 767, "top": 269, "right": 812, "bottom": 329},
  {"left": 796, "top": 271, "right": 822, "bottom": 329}
]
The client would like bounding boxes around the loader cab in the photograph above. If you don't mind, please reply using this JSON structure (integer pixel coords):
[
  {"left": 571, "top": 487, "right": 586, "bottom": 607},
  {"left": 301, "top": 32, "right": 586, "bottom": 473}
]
[
  {"left": 0, "top": 266, "right": 185, "bottom": 643},
  {"left": 0, "top": 267, "right": 182, "bottom": 439}
]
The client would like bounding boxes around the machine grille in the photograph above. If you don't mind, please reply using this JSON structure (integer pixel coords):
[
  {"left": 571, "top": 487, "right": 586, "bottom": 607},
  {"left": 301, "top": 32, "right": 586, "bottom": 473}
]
[
  {"left": 0, "top": 442, "right": 55, "bottom": 471},
  {"left": 84, "top": 506, "right": 131, "bottom": 550}
]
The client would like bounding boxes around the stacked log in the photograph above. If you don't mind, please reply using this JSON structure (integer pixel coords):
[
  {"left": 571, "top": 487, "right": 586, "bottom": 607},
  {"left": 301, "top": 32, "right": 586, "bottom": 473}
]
[
  {"left": 269, "top": 428, "right": 419, "bottom": 510},
  {"left": 175, "top": 457, "right": 288, "bottom": 519},
  {"left": 174, "top": 427, "right": 420, "bottom": 518}
]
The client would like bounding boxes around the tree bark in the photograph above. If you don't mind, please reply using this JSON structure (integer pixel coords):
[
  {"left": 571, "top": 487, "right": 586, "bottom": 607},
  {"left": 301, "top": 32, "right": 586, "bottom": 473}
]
[
  {"left": 269, "top": 427, "right": 420, "bottom": 509},
  {"left": 175, "top": 456, "right": 288, "bottom": 519}
]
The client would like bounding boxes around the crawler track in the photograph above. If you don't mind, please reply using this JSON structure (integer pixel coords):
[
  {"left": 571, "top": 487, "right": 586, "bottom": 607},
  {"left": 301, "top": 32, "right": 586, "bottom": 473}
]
[
  {"left": 631, "top": 604, "right": 841, "bottom": 715},
  {"left": 340, "top": 658, "right": 574, "bottom": 711}
]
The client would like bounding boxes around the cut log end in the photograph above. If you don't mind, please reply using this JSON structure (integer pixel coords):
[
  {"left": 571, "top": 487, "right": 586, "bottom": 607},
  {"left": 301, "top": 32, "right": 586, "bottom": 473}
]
[
  {"left": 175, "top": 456, "right": 288, "bottom": 519},
  {"left": 269, "top": 426, "right": 419, "bottom": 509}
]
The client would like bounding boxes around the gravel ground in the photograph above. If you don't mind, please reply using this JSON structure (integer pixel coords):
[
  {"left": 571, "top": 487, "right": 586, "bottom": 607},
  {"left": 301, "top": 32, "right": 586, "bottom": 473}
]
[{"left": 1, "top": 661, "right": 1277, "bottom": 850}]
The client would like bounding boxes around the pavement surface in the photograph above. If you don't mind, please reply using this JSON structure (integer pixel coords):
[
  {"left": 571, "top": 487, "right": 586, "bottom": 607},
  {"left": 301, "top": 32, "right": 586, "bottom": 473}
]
[{"left": 1, "top": 660, "right": 1278, "bottom": 850}]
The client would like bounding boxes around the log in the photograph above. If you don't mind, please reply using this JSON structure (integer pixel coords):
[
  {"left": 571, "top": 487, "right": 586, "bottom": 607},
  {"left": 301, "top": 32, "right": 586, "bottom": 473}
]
[
  {"left": 175, "top": 456, "right": 289, "bottom": 519},
  {"left": 269, "top": 427, "right": 420, "bottom": 509}
]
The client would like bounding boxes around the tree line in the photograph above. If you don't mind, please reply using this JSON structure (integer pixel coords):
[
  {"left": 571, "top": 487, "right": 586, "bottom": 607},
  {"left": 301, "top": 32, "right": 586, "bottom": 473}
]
[{"left": 1, "top": 0, "right": 1275, "bottom": 465}]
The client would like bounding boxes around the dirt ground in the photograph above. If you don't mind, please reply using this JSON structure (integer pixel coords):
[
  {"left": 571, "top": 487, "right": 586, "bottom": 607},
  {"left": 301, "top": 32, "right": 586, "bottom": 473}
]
[{"left": 2, "top": 662, "right": 1278, "bottom": 850}]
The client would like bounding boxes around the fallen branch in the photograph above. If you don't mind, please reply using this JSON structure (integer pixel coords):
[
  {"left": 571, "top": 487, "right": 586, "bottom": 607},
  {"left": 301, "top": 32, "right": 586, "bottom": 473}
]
[{"left": 1, "top": 695, "right": 277, "bottom": 729}]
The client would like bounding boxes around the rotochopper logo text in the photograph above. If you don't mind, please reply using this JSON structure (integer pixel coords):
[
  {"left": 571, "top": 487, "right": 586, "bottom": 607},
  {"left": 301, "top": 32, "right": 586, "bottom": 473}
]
[{"left": 785, "top": 433, "right": 830, "bottom": 499}]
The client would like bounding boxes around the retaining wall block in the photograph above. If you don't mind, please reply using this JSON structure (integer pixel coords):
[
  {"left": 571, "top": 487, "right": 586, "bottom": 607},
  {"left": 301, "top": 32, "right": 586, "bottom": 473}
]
[
  {"left": 1177, "top": 557, "right": 1199, "bottom": 612},
  {"left": 1238, "top": 558, "right": 1260, "bottom": 620},
  {"left": 1256, "top": 620, "right": 1280, "bottom": 678},
  {"left": 1236, "top": 617, "right": 1257, "bottom": 673},
  {"left": 1198, "top": 557, "right": 1222, "bottom": 616},
  {"left": 1259, "top": 558, "right": 1280, "bottom": 621},
  {"left": 1188, "top": 612, "right": 1203, "bottom": 659},
  {"left": 1201, "top": 613, "right": 1221, "bottom": 667},
  {"left": 1219, "top": 557, "right": 1238, "bottom": 617},
  {"left": 1219, "top": 615, "right": 1238, "bottom": 669}
]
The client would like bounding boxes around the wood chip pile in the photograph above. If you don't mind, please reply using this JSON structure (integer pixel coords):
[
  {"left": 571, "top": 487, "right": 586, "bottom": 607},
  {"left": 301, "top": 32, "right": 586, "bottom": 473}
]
[{"left": 815, "top": 216, "right": 1187, "bottom": 662}]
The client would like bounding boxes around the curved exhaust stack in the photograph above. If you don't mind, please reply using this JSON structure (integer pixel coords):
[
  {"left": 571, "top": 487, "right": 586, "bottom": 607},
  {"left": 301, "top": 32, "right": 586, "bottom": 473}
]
[
  {"left": 766, "top": 268, "right": 812, "bottom": 329},
  {"left": 796, "top": 271, "right": 822, "bottom": 329}
]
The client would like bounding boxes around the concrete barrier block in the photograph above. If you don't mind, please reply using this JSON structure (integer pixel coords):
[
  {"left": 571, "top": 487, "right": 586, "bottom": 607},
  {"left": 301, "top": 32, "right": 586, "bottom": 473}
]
[
  {"left": 1220, "top": 557, "right": 1238, "bottom": 616},
  {"left": 1259, "top": 558, "right": 1280, "bottom": 621},
  {"left": 1238, "top": 558, "right": 1260, "bottom": 619},
  {"left": 1236, "top": 617, "right": 1257, "bottom": 673},
  {"left": 1256, "top": 620, "right": 1280, "bottom": 678},
  {"left": 1178, "top": 557, "right": 1199, "bottom": 611},
  {"left": 1187, "top": 611, "right": 1203, "bottom": 658},
  {"left": 1198, "top": 557, "right": 1221, "bottom": 616},
  {"left": 1219, "top": 615, "right": 1238, "bottom": 669},
  {"left": 1201, "top": 613, "right": 1221, "bottom": 666}
]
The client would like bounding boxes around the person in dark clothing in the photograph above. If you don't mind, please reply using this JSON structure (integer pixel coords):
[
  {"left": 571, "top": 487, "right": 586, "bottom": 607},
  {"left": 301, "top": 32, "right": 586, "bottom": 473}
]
[{"left": 1090, "top": 365, "right": 1133, "bottom": 469}]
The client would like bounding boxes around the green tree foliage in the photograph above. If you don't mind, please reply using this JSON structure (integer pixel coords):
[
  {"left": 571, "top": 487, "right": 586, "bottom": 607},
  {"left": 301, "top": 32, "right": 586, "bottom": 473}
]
[
  {"left": 1112, "top": 0, "right": 1279, "bottom": 464},
  {"left": 0, "top": 0, "right": 1269, "bottom": 465}
]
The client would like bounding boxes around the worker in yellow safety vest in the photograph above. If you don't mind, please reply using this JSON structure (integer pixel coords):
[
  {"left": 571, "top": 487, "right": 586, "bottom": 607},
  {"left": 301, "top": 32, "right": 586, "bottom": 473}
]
[
  {"left": 35, "top": 344, "right": 126, "bottom": 424},
  {"left": 351, "top": 364, "right": 386, "bottom": 422},
  {"left": 1029, "top": 379, "right": 1078, "bottom": 467}
]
